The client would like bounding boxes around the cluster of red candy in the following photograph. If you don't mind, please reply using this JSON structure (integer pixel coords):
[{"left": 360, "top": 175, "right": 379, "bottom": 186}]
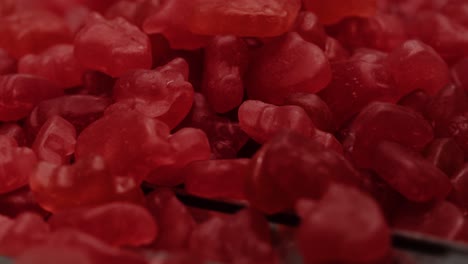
[{"left": 0, "top": 0, "right": 467, "bottom": 263}]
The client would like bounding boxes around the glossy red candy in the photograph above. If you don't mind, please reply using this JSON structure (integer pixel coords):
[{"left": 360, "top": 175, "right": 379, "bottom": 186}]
[
  {"left": 113, "top": 58, "right": 194, "bottom": 129},
  {"left": 441, "top": 0, "right": 468, "bottom": 28},
  {"left": 246, "top": 131, "right": 360, "bottom": 214},
  {"left": 30, "top": 156, "right": 132, "bottom": 212},
  {"left": 447, "top": 112, "right": 468, "bottom": 156},
  {"left": 426, "top": 84, "right": 468, "bottom": 136},
  {"left": 310, "top": 130, "right": 343, "bottom": 154},
  {"left": 319, "top": 50, "right": 396, "bottom": 126},
  {"left": 238, "top": 100, "right": 316, "bottom": 143},
  {"left": 185, "top": 159, "right": 250, "bottom": 200},
  {"left": 184, "top": 93, "right": 248, "bottom": 159},
  {"left": 189, "top": 209, "right": 278, "bottom": 264},
  {"left": 18, "top": 44, "right": 84, "bottom": 88},
  {"left": 0, "top": 74, "right": 62, "bottom": 121},
  {"left": 323, "top": 37, "right": 349, "bottom": 62},
  {"left": 372, "top": 141, "right": 452, "bottom": 202},
  {"left": 202, "top": 36, "right": 248, "bottom": 113},
  {"left": 104, "top": 0, "right": 143, "bottom": 25},
  {"left": 450, "top": 164, "right": 468, "bottom": 211},
  {"left": 408, "top": 12, "right": 468, "bottom": 63},
  {"left": 392, "top": 201, "right": 464, "bottom": 239},
  {"left": 293, "top": 11, "right": 327, "bottom": 49},
  {"left": 145, "top": 128, "right": 211, "bottom": 186},
  {"left": 146, "top": 189, "right": 196, "bottom": 250},
  {"left": 0, "top": 136, "right": 37, "bottom": 194},
  {"left": 0, "top": 49, "right": 16, "bottom": 74},
  {"left": 27, "top": 95, "right": 112, "bottom": 136},
  {"left": 16, "top": 246, "right": 94, "bottom": 264},
  {"left": 75, "top": 13, "right": 152, "bottom": 77},
  {"left": 80, "top": 71, "right": 115, "bottom": 96},
  {"left": 247, "top": 32, "right": 331, "bottom": 105},
  {"left": 453, "top": 57, "right": 468, "bottom": 92},
  {"left": 386, "top": 40, "right": 450, "bottom": 96},
  {"left": 32, "top": 116, "right": 76, "bottom": 165},
  {"left": 189, "top": 0, "right": 301, "bottom": 37},
  {"left": 49, "top": 202, "right": 157, "bottom": 247},
  {"left": 0, "top": 10, "right": 71, "bottom": 58},
  {"left": 284, "top": 93, "right": 335, "bottom": 132},
  {"left": 0, "top": 187, "right": 47, "bottom": 218},
  {"left": 0, "top": 213, "right": 50, "bottom": 257},
  {"left": 75, "top": 111, "right": 172, "bottom": 182},
  {"left": 424, "top": 138, "right": 464, "bottom": 177},
  {"left": 0, "top": 123, "right": 27, "bottom": 146},
  {"left": 344, "top": 102, "right": 434, "bottom": 168},
  {"left": 303, "top": 0, "right": 377, "bottom": 24},
  {"left": 398, "top": 90, "right": 430, "bottom": 115},
  {"left": 296, "top": 184, "right": 390, "bottom": 263}
]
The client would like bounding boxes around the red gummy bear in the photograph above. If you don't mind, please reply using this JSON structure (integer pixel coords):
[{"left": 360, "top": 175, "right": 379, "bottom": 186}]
[
  {"left": 293, "top": 11, "right": 327, "bottom": 49},
  {"left": 0, "top": 74, "right": 63, "bottom": 121},
  {"left": 247, "top": 32, "right": 331, "bottom": 105},
  {"left": 75, "top": 13, "right": 152, "bottom": 77},
  {"left": 18, "top": 44, "right": 84, "bottom": 88},
  {"left": 238, "top": 100, "right": 316, "bottom": 143},
  {"left": 202, "top": 36, "right": 248, "bottom": 113},
  {"left": 296, "top": 184, "right": 390, "bottom": 264},
  {"left": 423, "top": 138, "right": 464, "bottom": 177},
  {"left": 184, "top": 159, "right": 250, "bottom": 200},
  {"left": 32, "top": 116, "right": 76, "bottom": 165},
  {"left": 113, "top": 58, "right": 194, "bottom": 129},
  {"left": 372, "top": 141, "right": 452, "bottom": 202},
  {"left": 49, "top": 202, "right": 157, "bottom": 247},
  {"left": 246, "top": 131, "right": 360, "bottom": 214},
  {"left": 303, "top": 0, "right": 377, "bottom": 25},
  {"left": 0, "top": 136, "right": 37, "bottom": 194}
]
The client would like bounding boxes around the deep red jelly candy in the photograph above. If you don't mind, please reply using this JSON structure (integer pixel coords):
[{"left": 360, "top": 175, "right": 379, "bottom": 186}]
[
  {"left": 16, "top": 246, "right": 94, "bottom": 264},
  {"left": 145, "top": 128, "right": 211, "bottom": 186},
  {"left": 146, "top": 189, "right": 196, "bottom": 250},
  {"left": 30, "top": 156, "right": 121, "bottom": 212},
  {"left": 441, "top": 0, "right": 468, "bottom": 28},
  {"left": 0, "top": 74, "right": 63, "bottom": 121},
  {"left": 0, "top": 123, "right": 27, "bottom": 146},
  {"left": 189, "top": 0, "right": 301, "bottom": 37},
  {"left": 424, "top": 138, "right": 464, "bottom": 177},
  {"left": 330, "top": 14, "right": 406, "bottom": 52},
  {"left": 407, "top": 12, "right": 468, "bottom": 63},
  {"left": 398, "top": 90, "right": 430, "bottom": 115},
  {"left": 392, "top": 201, "right": 464, "bottom": 239},
  {"left": 0, "top": 10, "right": 71, "bottom": 58},
  {"left": 323, "top": 37, "right": 349, "bottom": 62},
  {"left": 203, "top": 36, "right": 248, "bottom": 113},
  {"left": 0, "top": 187, "right": 48, "bottom": 218},
  {"left": 247, "top": 32, "right": 331, "bottom": 105},
  {"left": 246, "top": 130, "right": 360, "bottom": 214},
  {"left": 344, "top": 102, "right": 434, "bottom": 168},
  {"left": 450, "top": 164, "right": 468, "bottom": 211},
  {"left": 32, "top": 116, "right": 76, "bottom": 165},
  {"left": 75, "top": 13, "right": 152, "bottom": 77},
  {"left": 27, "top": 95, "right": 112, "bottom": 136},
  {"left": 18, "top": 44, "right": 84, "bottom": 88},
  {"left": 0, "top": 49, "right": 16, "bottom": 74},
  {"left": 189, "top": 210, "right": 277, "bottom": 264},
  {"left": 447, "top": 112, "right": 468, "bottom": 156},
  {"left": 386, "top": 40, "right": 450, "bottom": 96},
  {"left": 184, "top": 93, "right": 249, "bottom": 159},
  {"left": 372, "top": 141, "right": 452, "bottom": 202},
  {"left": 42, "top": 229, "right": 148, "bottom": 264},
  {"left": 113, "top": 58, "right": 194, "bottom": 129},
  {"left": 184, "top": 159, "right": 250, "bottom": 200},
  {"left": 0, "top": 213, "right": 50, "bottom": 257},
  {"left": 310, "top": 130, "right": 343, "bottom": 154},
  {"left": 284, "top": 93, "right": 335, "bottom": 132},
  {"left": 453, "top": 58, "right": 468, "bottom": 92},
  {"left": 142, "top": 0, "right": 209, "bottom": 50},
  {"left": 49, "top": 202, "right": 157, "bottom": 247},
  {"left": 426, "top": 84, "right": 468, "bottom": 136},
  {"left": 296, "top": 184, "right": 390, "bottom": 263},
  {"left": 75, "top": 111, "right": 172, "bottom": 182},
  {"left": 319, "top": 51, "right": 396, "bottom": 126},
  {"left": 303, "top": 0, "right": 377, "bottom": 25},
  {"left": 80, "top": 71, "right": 115, "bottom": 96},
  {"left": 0, "top": 136, "right": 37, "bottom": 194},
  {"left": 150, "top": 252, "right": 203, "bottom": 264},
  {"left": 238, "top": 100, "right": 316, "bottom": 143},
  {"left": 293, "top": 11, "right": 327, "bottom": 49},
  {"left": 105, "top": 0, "right": 143, "bottom": 25}
]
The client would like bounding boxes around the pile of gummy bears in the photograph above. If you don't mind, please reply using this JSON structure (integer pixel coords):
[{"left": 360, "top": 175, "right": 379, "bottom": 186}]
[{"left": 0, "top": 0, "right": 467, "bottom": 263}]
